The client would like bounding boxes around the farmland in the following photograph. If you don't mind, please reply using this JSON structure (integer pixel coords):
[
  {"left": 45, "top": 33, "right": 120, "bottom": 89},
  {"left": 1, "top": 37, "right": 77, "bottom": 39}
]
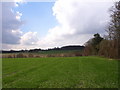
[{"left": 2, "top": 56, "right": 119, "bottom": 88}]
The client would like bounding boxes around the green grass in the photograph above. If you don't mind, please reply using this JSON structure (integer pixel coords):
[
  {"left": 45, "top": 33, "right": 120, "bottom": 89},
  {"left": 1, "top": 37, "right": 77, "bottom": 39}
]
[{"left": 2, "top": 56, "right": 119, "bottom": 88}]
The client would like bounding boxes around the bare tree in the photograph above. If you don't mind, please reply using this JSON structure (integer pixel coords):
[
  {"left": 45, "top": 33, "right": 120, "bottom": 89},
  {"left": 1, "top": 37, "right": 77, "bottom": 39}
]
[{"left": 107, "top": 1, "right": 120, "bottom": 59}]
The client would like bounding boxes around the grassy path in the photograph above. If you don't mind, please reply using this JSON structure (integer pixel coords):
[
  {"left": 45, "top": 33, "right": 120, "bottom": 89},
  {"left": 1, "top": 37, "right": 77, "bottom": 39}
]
[{"left": 2, "top": 56, "right": 119, "bottom": 88}]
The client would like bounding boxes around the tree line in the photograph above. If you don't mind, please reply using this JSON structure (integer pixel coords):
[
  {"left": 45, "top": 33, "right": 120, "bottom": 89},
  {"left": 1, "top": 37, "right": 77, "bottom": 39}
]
[
  {"left": 1, "top": 45, "right": 84, "bottom": 53},
  {"left": 84, "top": 1, "right": 120, "bottom": 59}
]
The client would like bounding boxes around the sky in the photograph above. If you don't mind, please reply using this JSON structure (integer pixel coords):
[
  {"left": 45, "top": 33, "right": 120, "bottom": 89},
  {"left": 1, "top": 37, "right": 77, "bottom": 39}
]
[
  {"left": 13, "top": 2, "right": 58, "bottom": 37},
  {"left": 1, "top": 0, "right": 116, "bottom": 50}
]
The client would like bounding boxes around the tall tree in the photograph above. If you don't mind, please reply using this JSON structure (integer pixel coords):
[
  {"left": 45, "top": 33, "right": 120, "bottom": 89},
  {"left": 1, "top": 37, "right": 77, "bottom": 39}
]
[
  {"left": 107, "top": 1, "right": 120, "bottom": 59},
  {"left": 84, "top": 33, "right": 103, "bottom": 55},
  {"left": 91, "top": 33, "right": 103, "bottom": 54}
]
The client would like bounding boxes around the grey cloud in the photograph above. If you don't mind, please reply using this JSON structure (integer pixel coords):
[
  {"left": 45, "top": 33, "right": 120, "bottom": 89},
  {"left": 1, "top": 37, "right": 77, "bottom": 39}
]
[
  {"left": 2, "top": 30, "right": 21, "bottom": 44},
  {"left": 1, "top": 2, "right": 23, "bottom": 44},
  {"left": 64, "top": 2, "right": 112, "bottom": 34}
]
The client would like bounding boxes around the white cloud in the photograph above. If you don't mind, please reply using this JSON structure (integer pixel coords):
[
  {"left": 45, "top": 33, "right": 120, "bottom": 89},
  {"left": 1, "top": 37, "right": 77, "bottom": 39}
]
[
  {"left": 16, "top": 11, "right": 22, "bottom": 20},
  {"left": 21, "top": 32, "right": 39, "bottom": 45},
  {"left": 2, "top": 31, "right": 39, "bottom": 50},
  {"left": 52, "top": 0, "right": 112, "bottom": 34},
  {"left": 37, "top": 0, "right": 113, "bottom": 49}
]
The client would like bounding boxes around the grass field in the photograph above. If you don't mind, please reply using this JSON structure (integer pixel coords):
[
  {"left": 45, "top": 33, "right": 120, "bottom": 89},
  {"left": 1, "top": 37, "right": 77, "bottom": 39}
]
[{"left": 2, "top": 56, "right": 119, "bottom": 88}]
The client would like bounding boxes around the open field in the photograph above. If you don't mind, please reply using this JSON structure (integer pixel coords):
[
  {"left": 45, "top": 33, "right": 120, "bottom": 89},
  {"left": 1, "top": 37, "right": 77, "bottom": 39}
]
[{"left": 2, "top": 56, "right": 119, "bottom": 88}]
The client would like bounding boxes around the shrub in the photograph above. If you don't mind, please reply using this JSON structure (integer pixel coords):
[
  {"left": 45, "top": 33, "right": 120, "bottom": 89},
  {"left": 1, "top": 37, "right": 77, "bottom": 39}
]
[
  {"left": 8, "top": 55, "right": 13, "bottom": 58},
  {"left": 28, "top": 53, "right": 34, "bottom": 58},
  {"left": 16, "top": 53, "right": 26, "bottom": 58}
]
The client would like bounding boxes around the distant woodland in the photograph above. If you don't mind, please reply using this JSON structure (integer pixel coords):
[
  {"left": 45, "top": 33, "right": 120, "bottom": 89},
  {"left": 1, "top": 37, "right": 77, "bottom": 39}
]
[{"left": 1, "top": 45, "right": 84, "bottom": 53}]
